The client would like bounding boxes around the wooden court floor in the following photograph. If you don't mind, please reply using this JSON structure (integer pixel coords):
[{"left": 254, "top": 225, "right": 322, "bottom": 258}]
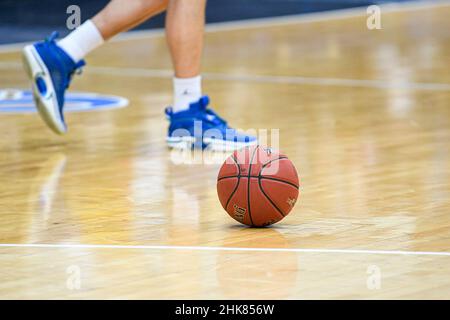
[{"left": 0, "top": 3, "right": 449, "bottom": 299}]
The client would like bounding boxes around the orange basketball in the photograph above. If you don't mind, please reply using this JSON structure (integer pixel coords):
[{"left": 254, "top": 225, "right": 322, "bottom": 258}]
[{"left": 217, "top": 145, "right": 299, "bottom": 227}]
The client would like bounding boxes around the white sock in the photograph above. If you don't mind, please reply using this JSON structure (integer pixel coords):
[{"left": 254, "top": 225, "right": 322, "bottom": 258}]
[
  {"left": 173, "top": 76, "right": 202, "bottom": 113},
  {"left": 57, "top": 20, "right": 104, "bottom": 63}
]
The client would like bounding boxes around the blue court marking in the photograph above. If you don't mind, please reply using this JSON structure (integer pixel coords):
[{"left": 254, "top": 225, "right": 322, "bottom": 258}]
[{"left": 0, "top": 89, "right": 129, "bottom": 113}]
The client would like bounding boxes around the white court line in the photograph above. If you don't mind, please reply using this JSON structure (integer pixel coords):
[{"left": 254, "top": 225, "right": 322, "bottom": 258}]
[
  {"left": 1, "top": 61, "right": 449, "bottom": 91},
  {"left": 88, "top": 65, "right": 450, "bottom": 91},
  {"left": 0, "top": 243, "right": 450, "bottom": 257},
  {"left": 0, "top": 0, "right": 449, "bottom": 52}
]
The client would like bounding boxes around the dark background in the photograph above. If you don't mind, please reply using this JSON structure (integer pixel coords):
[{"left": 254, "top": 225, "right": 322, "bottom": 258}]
[{"left": 0, "top": 0, "right": 411, "bottom": 44}]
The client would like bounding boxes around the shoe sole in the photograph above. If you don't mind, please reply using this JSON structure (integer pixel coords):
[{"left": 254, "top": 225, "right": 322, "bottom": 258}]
[
  {"left": 167, "top": 136, "right": 258, "bottom": 152},
  {"left": 22, "top": 45, "right": 67, "bottom": 135}
]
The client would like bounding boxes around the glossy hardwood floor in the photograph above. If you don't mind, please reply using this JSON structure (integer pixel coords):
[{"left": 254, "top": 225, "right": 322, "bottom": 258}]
[{"left": 0, "top": 3, "right": 449, "bottom": 299}]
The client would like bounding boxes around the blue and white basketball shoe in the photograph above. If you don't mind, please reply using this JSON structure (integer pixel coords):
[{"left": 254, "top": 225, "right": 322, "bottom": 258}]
[
  {"left": 22, "top": 32, "right": 85, "bottom": 134},
  {"left": 165, "top": 96, "right": 258, "bottom": 151}
]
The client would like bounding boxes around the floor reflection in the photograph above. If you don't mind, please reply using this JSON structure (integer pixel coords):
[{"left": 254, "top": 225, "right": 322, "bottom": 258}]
[{"left": 216, "top": 227, "right": 298, "bottom": 299}]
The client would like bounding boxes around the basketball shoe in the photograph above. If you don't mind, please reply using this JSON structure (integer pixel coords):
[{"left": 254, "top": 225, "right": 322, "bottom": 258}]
[
  {"left": 22, "top": 32, "right": 85, "bottom": 134},
  {"left": 165, "top": 96, "right": 258, "bottom": 151}
]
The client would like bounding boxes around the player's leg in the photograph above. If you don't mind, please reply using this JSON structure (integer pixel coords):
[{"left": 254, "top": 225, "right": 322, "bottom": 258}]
[
  {"left": 165, "top": 0, "right": 204, "bottom": 113},
  {"left": 92, "top": 0, "right": 168, "bottom": 41},
  {"left": 165, "top": 0, "right": 204, "bottom": 79},
  {"left": 164, "top": 0, "right": 257, "bottom": 151},
  {"left": 23, "top": 0, "right": 168, "bottom": 134}
]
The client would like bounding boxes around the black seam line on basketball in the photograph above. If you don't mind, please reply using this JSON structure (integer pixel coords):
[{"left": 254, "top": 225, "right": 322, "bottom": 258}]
[
  {"left": 224, "top": 176, "right": 240, "bottom": 212},
  {"left": 230, "top": 154, "right": 240, "bottom": 174},
  {"left": 258, "top": 176, "right": 299, "bottom": 189},
  {"left": 258, "top": 156, "right": 292, "bottom": 218},
  {"left": 217, "top": 175, "right": 239, "bottom": 181},
  {"left": 224, "top": 154, "right": 241, "bottom": 211},
  {"left": 261, "top": 156, "right": 288, "bottom": 169},
  {"left": 219, "top": 175, "right": 299, "bottom": 189},
  {"left": 247, "top": 146, "right": 259, "bottom": 227},
  {"left": 257, "top": 177, "right": 286, "bottom": 218}
]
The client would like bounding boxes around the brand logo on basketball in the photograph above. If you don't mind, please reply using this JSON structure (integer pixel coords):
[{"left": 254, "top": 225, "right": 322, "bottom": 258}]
[
  {"left": 287, "top": 197, "right": 296, "bottom": 208},
  {"left": 233, "top": 204, "right": 246, "bottom": 221}
]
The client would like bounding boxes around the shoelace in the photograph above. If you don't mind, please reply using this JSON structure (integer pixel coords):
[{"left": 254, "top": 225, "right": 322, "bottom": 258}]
[
  {"left": 165, "top": 96, "right": 229, "bottom": 128},
  {"left": 46, "top": 32, "right": 86, "bottom": 90},
  {"left": 66, "top": 60, "right": 86, "bottom": 89},
  {"left": 204, "top": 108, "right": 227, "bottom": 127}
]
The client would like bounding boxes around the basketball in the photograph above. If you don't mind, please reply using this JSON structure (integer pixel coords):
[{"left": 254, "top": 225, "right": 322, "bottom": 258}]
[{"left": 217, "top": 145, "right": 299, "bottom": 227}]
